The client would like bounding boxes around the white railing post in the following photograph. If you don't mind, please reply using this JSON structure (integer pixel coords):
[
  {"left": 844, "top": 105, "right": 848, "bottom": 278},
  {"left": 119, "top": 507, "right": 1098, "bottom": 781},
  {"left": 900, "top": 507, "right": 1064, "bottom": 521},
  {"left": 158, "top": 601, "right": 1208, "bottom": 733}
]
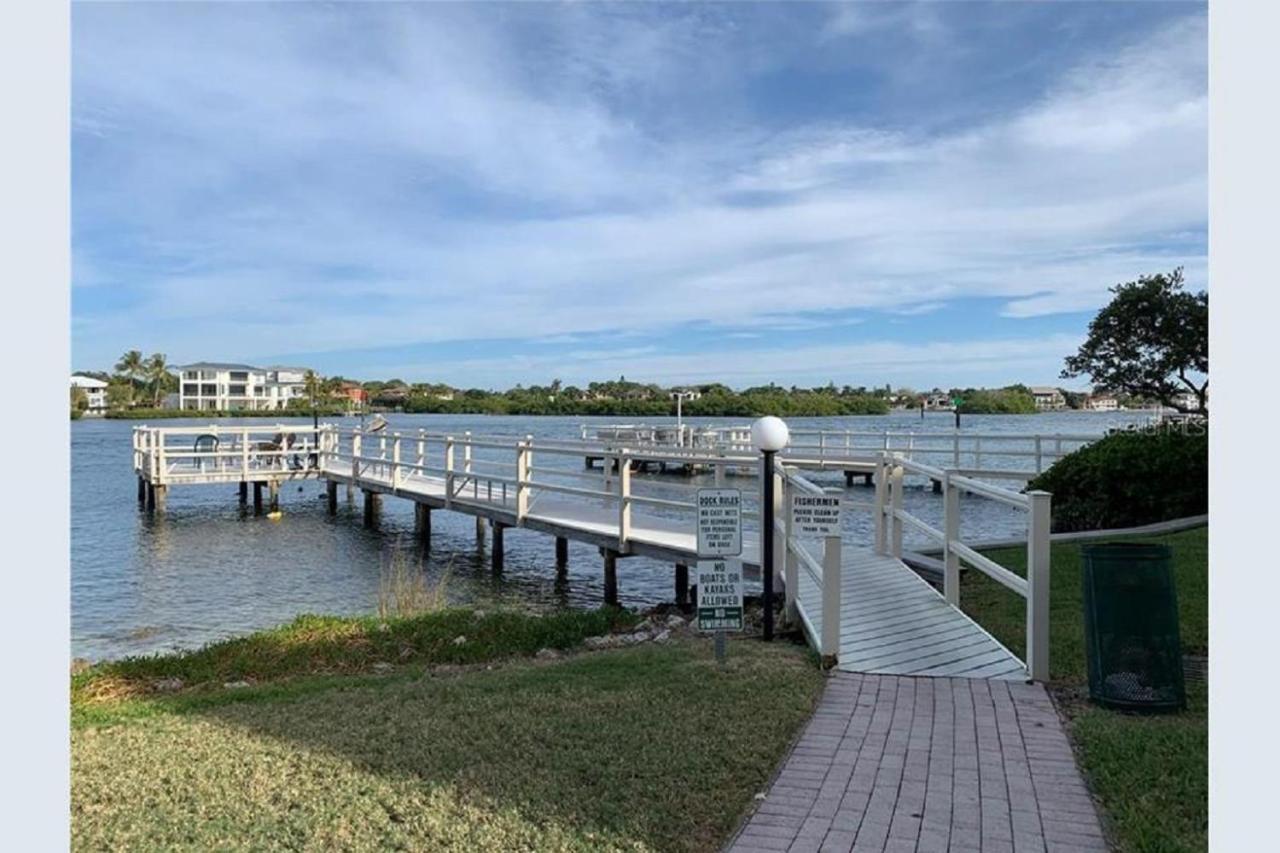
[
  {"left": 873, "top": 455, "right": 888, "bottom": 554},
  {"left": 890, "top": 465, "right": 904, "bottom": 559},
  {"left": 352, "top": 430, "right": 362, "bottom": 481},
  {"left": 444, "top": 436, "right": 455, "bottom": 506},
  {"left": 242, "top": 427, "right": 250, "bottom": 478},
  {"left": 379, "top": 433, "right": 387, "bottom": 476},
  {"left": 821, "top": 531, "right": 842, "bottom": 665},
  {"left": 783, "top": 474, "right": 799, "bottom": 625},
  {"left": 525, "top": 434, "right": 534, "bottom": 482},
  {"left": 463, "top": 431, "right": 473, "bottom": 476},
  {"left": 416, "top": 430, "right": 425, "bottom": 472},
  {"left": 156, "top": 430, "right": 167, "bottom": 485},
  {"left": 391, "top": 433, "right": 402, "bottom": 489},
  {"left": 942, "top": 472, "right": 960, "bottom": 606},
  {"left": 1026, "top": 490, "right": 1052, "bottom": 682},
  {"left": 1034, "top": 436, "right": 1043, "bottom": 474},
  {"left": 617, "top": 451, "right": 631, "bottom": 546},
  {"left": 516, "top": 440, "right": 530, "bottom": 520}
]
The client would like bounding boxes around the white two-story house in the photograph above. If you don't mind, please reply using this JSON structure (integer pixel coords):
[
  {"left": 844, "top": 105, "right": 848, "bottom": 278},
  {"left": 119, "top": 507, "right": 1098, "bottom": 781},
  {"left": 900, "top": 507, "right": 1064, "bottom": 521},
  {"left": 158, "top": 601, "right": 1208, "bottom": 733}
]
[
  {"left": 70, "top": 375, "right": 108, "bottom": 413},
  {"left": 174, "top": 362, "right": 310, "bottom": 411}
]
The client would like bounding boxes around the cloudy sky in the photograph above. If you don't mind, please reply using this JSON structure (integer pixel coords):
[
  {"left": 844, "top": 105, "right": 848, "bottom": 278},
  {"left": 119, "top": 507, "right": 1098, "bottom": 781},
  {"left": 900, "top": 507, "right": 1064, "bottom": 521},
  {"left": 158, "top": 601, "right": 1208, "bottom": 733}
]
[{"left": 72, "top": 1, "right": 1206, "bottom": 389}]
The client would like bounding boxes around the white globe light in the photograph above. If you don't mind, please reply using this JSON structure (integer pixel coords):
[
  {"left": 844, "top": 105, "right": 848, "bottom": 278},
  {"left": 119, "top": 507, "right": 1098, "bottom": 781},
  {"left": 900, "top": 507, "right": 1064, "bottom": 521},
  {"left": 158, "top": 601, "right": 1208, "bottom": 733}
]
[{"left": 751, "top": 416, "right": 790, "bottom": 452}]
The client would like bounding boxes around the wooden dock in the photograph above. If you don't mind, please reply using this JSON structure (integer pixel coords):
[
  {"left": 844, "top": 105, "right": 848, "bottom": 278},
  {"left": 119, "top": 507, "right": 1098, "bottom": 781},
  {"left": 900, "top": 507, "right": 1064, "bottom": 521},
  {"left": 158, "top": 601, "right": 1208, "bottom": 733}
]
[{"left": 131, "top": 424, "right": 1052, "bottom": 681}]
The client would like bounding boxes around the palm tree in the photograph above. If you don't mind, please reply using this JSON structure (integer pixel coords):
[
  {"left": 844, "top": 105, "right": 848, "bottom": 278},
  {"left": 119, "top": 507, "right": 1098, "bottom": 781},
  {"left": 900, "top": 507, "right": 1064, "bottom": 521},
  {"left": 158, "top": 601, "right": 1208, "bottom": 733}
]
[
  {"left": 114, "top": 350, "right": 144, "bottom": 407},
  {"left": 145, "top": 353, "right": 169, "bottom": 407}
]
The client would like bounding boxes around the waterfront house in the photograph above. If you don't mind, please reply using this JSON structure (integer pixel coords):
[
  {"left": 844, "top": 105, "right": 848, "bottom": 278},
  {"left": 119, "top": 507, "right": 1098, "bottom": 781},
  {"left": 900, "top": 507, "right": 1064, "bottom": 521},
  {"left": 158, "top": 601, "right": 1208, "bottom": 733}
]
[
  {"left": 1029, "top": 386, "right": 1066, "bottom": 411},
  {"left": 331, "top": 381, "right": 368, "bottom": 409},
  {"left": 923, "top": 393, "right": 952, "bottom": 410},
  {"left": 1085, "top": 393, "right": 1119, "bottom": 411},
  {"left": 70, "top": 375, "right": 108, "bottom": 412},
  {"left": 173, "top": 362, "right": 309, "bottom": 411}
]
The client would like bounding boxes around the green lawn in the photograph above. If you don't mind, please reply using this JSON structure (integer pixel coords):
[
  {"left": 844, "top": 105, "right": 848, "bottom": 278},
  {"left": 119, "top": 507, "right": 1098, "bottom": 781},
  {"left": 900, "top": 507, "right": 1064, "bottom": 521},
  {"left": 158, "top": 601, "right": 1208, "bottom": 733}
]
[
  {"left": 72, "top": 615, "right": 824, "bottom": 851},
  {"left": 963, "top": 526, "right": 1208, "bottom": 853}
]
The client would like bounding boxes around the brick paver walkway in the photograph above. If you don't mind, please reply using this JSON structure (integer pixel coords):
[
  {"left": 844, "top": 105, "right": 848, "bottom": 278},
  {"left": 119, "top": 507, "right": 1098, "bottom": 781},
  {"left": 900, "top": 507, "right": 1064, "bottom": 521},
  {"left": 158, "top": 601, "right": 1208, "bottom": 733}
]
[{"left": 727, "top": 673, "right": 1108, "bottom": 853}]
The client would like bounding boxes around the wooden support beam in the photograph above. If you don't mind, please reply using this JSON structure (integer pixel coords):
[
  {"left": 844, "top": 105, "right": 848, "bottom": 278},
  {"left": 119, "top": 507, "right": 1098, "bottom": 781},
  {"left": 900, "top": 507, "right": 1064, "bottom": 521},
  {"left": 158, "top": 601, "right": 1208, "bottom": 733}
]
[
  {"left": 845, "top": 470, "right": 855, "bottom": 487},
  {"left": 475, "top": 516, "right": 486, "bottom": 547},
  {"left": 153, "top": 485, "right": 167, "bottom": 513},
  {"left": 417, "top": 504, "right": 432, "bottom": 552},
  {"left": 864, "top": 473, "right": 873, "bottom": 486},
  {"left": 555, "top": 536, "right": 568, "bottom": 566},
  {"left": 492, "top": 522, "right": 506, "bottom": 571},
  {"left": 252, "top": 482, "right": 263, "bottom": 514},
  {"left": 326, "top": 481, "right": 337, "bottom": 514},
  {"left": 932, "top": 478, "right": 943, "bottom": 494},
  {"left": 239, "top": 481, "right": 248, "bottom": 504},
  {"left": 362, "top": 489, "right": 379, "bottom": 528},
  {"left": 603, "top": 550, "right": 619, "bottom": 606},
  {"left": 675, "top": 563, "right": 689, "bottom": 606},
  {"left": 137, "top": 477, "right": 146, "bottom": 504},
  {"left": 268, "top": 480, "right": 280, "bottom": 513}
]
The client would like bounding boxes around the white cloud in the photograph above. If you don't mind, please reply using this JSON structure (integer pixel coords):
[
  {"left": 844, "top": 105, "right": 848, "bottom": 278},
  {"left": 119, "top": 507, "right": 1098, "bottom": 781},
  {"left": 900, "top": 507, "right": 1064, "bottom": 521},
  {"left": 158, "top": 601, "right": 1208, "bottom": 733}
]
[{"left": 72, "top": 5, "right": 1206, "bottom": 377}]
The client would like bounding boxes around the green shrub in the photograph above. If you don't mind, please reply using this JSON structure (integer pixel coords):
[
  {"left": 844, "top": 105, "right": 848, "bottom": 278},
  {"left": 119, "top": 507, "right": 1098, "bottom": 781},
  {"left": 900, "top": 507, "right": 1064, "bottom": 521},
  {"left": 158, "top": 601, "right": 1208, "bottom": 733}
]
[{"left": 1028, "top": 426, "right": 1207, "bottom": 532}]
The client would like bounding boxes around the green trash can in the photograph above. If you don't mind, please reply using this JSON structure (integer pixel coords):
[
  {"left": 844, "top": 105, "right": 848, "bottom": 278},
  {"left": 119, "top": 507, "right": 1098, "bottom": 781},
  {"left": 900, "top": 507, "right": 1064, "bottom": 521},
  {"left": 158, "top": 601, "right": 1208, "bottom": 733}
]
[{"left": 1081, "top": 543, "right": 1186, "bottom": 711}]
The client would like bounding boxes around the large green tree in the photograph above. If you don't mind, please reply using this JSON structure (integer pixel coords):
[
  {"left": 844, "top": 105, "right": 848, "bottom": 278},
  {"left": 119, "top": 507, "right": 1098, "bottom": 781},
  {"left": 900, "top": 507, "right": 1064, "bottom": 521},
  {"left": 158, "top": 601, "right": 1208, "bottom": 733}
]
[{"left": 1062, "top": 268, "right": 1208, "bottom": 413}]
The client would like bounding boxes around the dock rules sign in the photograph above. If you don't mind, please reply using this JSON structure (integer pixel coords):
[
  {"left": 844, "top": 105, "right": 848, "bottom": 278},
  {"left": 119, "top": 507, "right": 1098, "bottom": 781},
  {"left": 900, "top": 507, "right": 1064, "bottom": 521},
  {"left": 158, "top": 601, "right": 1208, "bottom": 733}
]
[
  {"left": 791, "top": 494, "right": 842, "bottom": 536},
  {"left": 696, "top": 559, "right": 744, "bottom": 632},
  {"left": 697, "top": 489, "right": 742, "bottom": 556}
]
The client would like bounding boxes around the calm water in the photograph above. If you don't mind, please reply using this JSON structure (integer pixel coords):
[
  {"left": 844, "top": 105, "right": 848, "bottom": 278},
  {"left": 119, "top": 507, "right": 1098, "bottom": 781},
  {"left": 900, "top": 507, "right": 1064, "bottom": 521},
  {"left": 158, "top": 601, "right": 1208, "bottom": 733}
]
[{"left": 72, "top": 411, "right": 1149, "bottom": 660}]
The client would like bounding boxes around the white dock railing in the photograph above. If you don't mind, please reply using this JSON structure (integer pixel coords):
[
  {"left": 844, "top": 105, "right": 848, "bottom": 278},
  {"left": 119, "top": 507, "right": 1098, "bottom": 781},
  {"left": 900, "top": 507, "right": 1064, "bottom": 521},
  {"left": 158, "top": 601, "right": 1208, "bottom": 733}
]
[
  {"left": 582, "top": 424, "right": 1098, "bottom": 479},
  {"left": 132, "top": 424, "right": 334, "bottom": 484},
  {"left": 874, "top": 453, "right": 1051, "bottom": 681},
  {"left": 778, "top": 464, "right": 843, "bottom": 667},
  {"left": 321, "top": 428, "right": 767, "bottom": 551}
]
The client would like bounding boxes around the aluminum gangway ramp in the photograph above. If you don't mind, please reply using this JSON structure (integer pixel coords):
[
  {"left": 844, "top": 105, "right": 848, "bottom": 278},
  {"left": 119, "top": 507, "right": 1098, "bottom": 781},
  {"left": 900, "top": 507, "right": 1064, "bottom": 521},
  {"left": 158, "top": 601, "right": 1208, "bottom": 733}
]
[{"left": 795, "top": 547, "right": 1027, "bottom": 680}]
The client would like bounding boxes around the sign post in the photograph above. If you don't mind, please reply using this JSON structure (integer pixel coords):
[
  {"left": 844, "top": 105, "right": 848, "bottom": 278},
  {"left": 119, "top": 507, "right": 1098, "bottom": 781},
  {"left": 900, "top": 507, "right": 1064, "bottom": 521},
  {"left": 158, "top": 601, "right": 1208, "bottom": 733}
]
[
  {"left": 696, "top": 559, "right": 744, "bottom": 663},
  {"left": 695, "top": 488, "right": 743, "bottom": 664}
]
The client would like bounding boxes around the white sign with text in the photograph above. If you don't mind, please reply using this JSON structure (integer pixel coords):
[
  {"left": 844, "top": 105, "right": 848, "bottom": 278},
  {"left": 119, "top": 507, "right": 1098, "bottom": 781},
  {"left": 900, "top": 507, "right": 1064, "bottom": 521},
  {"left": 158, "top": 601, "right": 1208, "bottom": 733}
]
[
  {"left": 696, "top": 488, "right": 742, "bottom": 556},
  {"left": 790, "top": 494, "right": 842, "bottom": 536}
]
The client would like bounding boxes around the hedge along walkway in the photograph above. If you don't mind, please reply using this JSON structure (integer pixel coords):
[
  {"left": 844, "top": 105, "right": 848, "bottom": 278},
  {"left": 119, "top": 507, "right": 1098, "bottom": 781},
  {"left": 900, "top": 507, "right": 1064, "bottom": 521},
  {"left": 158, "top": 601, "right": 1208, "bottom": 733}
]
[{"left": 727, "top": 674, "right": 1106, "bottom": 853}]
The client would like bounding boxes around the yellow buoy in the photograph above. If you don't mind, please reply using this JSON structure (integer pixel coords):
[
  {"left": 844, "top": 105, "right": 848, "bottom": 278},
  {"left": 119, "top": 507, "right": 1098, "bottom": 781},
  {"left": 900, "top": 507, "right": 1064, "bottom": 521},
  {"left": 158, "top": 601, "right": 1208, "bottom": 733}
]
[{"left": 267, "top": 510, "right": 283, "bottom": 521}]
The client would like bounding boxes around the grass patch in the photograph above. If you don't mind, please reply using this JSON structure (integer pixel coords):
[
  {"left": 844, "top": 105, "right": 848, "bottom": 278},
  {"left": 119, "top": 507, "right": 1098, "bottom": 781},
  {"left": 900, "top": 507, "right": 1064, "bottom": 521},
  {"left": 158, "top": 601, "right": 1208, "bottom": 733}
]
[
  {"left": 73, "top": 607, "right": 636, "bottom": 709},
  {"left": 73, "top": 636, "right": 823, "bottom": 851},
  {"left": 962, "top": 525, "right": 1207, "bottom": 853}
]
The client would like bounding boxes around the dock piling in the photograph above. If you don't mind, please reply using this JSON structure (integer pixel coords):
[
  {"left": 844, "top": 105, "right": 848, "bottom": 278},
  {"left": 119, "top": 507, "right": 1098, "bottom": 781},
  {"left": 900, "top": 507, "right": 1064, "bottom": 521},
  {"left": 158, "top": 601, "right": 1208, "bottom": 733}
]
[
  {"left": 268, "top": 481, "right": 280, "bottom": 513},
  {"left": 362, "top": 489, "right": 379, "bottom": 528},
  {"left": 239, "top": 481, "right": 248, "bottom": 505},
  {"left": 555, "top": 536, "right": 568, "bottom": 566},
  {"left": 603, "top": 550, "right": 619, "bottom": 606},
  {"left": 492, "top": 522, "right": 506, "bottom": 571},
  {"left": 137, "top": 477, "right": 146, "bottom": 505},
  {"left": 675, "top": 563, "right": 689, "bottom": 606},
  {"left": 475, "top": 516, "right": 486, "bottom": 548},
  {"left": 326, "top": 481, "right": 337, "bottom": 514},
  {"left": 152, "top": 484, "right": 166, "bottom": 513},
  {"left": 252, "top": 482, "right": 263, "bottom": 514}
]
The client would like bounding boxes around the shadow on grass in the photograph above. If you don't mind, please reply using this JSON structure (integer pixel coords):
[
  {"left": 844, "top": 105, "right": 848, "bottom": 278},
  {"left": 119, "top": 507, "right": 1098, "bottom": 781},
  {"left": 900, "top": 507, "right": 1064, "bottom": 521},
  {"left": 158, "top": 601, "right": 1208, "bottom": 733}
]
[{"left": 73, "top": 639, "right": 824, "bottom": 852}]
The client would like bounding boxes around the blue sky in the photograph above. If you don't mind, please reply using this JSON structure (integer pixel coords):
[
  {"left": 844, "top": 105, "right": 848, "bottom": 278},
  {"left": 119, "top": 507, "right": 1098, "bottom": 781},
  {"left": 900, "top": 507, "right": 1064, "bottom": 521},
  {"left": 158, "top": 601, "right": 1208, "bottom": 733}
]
[{"left": 71, "top": 1, "right": 1207, "bottom": 390}]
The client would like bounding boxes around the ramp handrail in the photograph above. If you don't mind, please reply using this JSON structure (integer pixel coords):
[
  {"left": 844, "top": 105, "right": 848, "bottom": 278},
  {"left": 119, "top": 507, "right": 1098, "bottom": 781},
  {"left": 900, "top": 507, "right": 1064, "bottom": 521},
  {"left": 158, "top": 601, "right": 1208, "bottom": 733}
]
[
  {"left": 874, "top": 453, "right": 1051, "bottom": 681},
  {"left": 777, "top": 461, "right": 843, "bottom": 668}
]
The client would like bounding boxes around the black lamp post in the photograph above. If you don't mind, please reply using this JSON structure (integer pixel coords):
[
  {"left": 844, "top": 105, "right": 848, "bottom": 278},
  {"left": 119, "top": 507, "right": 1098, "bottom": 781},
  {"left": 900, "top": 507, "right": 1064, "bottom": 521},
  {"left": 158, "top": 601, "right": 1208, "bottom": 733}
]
[{"left": 751, "top": 416, "right": 790, "bottom": 642}]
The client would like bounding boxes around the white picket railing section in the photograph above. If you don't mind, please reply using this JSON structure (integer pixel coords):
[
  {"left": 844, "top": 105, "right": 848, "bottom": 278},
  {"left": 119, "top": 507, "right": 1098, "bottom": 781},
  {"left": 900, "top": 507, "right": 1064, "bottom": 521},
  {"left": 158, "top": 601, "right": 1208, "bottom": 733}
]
[
  {"left": 874, "top": 454, "right": 1052, "bottom": 682},
  {"left": 778, "top": 464, "right": 843, "bottom": 667}
]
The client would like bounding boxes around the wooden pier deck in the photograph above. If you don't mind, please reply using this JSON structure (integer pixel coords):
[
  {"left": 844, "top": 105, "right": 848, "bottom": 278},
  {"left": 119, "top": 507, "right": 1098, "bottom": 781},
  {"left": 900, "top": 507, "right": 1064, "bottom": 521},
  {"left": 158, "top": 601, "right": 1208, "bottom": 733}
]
[
  {"left": 794, "top": 547, "right": 1024, "bottom": 679},
  {"left": 131, "top": 424, "right": 1050, "bottom": 682}
]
